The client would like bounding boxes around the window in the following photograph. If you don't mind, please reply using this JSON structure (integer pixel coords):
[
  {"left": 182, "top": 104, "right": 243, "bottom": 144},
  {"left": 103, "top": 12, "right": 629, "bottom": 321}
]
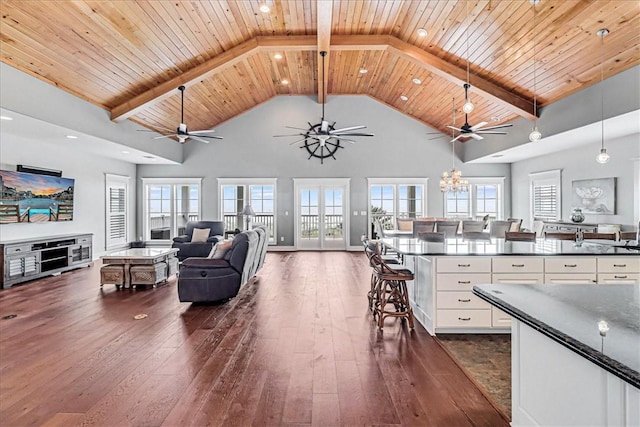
[
  {"left": 141, "top": 178, "right": 202, "bottom": 241},
  {"left": 218, "top": 178, "right": 277, "bottom": 243},
  {"left": 105, "top": 174, "right": 129, "bottom": 250},
  {"left": 444, "top": 178, "right": 504, "bottom": 220},
  {"left": 529, "top": 170, "right": 561, "bottom": 221},
  {"left": 368, "top": 178, "right": 427, "bottom": 232}
]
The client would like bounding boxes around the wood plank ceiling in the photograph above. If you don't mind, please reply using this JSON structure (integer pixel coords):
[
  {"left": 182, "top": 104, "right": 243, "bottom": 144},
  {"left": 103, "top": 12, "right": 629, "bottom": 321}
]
[{"left": 1, "top": 0, "right": 638, "bottom": 140}]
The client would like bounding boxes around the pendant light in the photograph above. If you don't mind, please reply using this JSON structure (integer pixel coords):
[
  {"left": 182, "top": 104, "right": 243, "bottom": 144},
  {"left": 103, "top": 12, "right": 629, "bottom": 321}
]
[
  {"left": 441, "top": 98, "right": 469, "bottom": 193},
  {"left": 529, "top": 0, "right": 542, "bottom": 142},
  {"left": 595, "top": 28, "right": 610, "bottom": 164},
  {"left": 462, "top": 0, "right": 474, "bottom": 114}
]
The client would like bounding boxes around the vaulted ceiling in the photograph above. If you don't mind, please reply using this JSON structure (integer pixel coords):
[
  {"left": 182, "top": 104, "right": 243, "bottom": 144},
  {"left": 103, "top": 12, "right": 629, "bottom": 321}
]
[{"left": 1, "top": 0, "right": 638, "bottom": 140}]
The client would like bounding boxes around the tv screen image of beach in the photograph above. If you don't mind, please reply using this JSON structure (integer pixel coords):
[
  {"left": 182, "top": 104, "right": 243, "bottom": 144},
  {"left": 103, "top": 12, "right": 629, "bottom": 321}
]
[{"left": 0, "top": 170, "right": 75, "bottom": 223}]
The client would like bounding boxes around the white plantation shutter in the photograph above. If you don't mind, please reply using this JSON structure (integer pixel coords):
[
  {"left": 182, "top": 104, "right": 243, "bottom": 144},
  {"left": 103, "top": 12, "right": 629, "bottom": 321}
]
[
  {"left": 530, "top": 170, "right": 561, "bottom": 221},
  {"left": 105, "top": 175, "right": 129, "bottom": 249}
]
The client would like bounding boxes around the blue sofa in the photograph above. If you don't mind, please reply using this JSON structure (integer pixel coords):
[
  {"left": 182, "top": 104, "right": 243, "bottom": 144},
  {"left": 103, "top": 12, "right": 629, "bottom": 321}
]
[
  {"left": 171, "top": 220, "right": 225, "bottom": 261},
  {"left": 177, "top": 226, "right": 269, "bottom": 303}
]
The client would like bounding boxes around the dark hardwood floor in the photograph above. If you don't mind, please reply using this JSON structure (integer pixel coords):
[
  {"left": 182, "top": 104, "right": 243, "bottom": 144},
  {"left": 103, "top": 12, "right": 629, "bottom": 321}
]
[{"left": 0, "top": 251, "right": 509, "bottom": 427}]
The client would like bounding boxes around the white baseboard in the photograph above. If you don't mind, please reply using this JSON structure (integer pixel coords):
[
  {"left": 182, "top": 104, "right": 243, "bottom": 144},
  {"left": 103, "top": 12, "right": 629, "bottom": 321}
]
[{"left": 267, "top": 246, "right": 296, "bottom": 252}]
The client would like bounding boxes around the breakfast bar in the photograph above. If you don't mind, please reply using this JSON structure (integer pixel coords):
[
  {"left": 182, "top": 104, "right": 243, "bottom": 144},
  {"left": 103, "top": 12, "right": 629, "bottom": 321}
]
[
  {"left": 472, "top": 283, "right": 639, "bottom": 426},
  {"left": 380, "top": 237, "right": 640, "bottom": 335}
]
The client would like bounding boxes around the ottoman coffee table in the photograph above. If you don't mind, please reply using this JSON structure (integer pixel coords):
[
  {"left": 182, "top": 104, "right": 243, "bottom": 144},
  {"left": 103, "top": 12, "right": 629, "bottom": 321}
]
[{"left": 100, "top": 248, "right": 179, "bottom": 289}]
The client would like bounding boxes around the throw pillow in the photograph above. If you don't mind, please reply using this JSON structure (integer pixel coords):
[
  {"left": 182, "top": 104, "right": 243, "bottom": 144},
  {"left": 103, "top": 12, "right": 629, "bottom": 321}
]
[
  {"left": 509, "top": 221, "right": 521, "bottom": 232},
  {"left": 207, "top": 244, "right": 217, "bottom": 259},
  {"left": 211, "top": 240, "right": 233, "bottom": 259},
  {"left": 191, "top": 228, "right": 210, "bottom": 243},
  {"left": 397, "top": 219, "right": 413, "bottom": 231}
]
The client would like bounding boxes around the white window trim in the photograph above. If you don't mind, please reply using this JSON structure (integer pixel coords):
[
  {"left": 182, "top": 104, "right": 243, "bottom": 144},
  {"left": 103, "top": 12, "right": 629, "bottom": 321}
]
[
  {"left": 442, "top": 177, "right": 505, "bottom": 219},
  {"left": 105, "top": 173, "right": 130, "bottom": 251},
  {"left": 367, "top": 178, "right": 428, "bottom": 233},
  {"left": 529, "top": 169, "right": 562, "bottom": 224},
  {"left": 217, "top": 178, "right": 277, "bottom": 243},
  {"left": 141, "top": 177, "right": 203, "bottom": 241}
]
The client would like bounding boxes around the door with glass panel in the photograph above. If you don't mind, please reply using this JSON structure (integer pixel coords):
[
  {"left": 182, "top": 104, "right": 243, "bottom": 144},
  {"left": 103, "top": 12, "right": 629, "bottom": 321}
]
[
  {"left": 145, "top": 181, "right": 200, "bottom": 241},
  {"left": 295, "top": 179, "right": 349, "bottom": 250}
]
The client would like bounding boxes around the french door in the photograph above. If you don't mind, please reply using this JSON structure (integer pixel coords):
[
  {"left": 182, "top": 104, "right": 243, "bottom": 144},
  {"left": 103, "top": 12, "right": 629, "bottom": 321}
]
[{"left": 294, "top": 178, "right": 350, "bottom": 250}]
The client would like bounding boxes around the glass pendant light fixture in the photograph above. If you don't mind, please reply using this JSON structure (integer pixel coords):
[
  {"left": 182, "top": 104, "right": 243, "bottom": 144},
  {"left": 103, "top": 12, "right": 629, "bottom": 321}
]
[
  {"left": 529, "top": 0, "right": 542, "bottom": 142},
  {"left": 596, "top": 28, "right": 610, "bottom": 164},
  {"left": 462, "top": 0, "right": 474, "bottom": 114},
  {"left": 441, "top": 98, "right": 469, "bottom": 193}
]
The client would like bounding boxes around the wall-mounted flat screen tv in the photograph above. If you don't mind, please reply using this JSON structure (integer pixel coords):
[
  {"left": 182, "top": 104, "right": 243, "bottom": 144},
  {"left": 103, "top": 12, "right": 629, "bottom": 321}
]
[{"left": 0, "top": 170, "right": 75, "bottom": 224}]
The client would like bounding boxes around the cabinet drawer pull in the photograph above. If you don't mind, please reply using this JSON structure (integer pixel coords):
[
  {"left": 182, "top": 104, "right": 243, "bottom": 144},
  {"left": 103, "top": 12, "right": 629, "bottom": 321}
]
[
  {"left": 613, "top": 264, "right": 626, "bottom": 268},
  {"left": 457, "top": 264, "right": 471, "bottom": 267},
  {"left": 457, "top": 298, "right": 471, "bottom": 303},
  {"left": 15, "top": 248, "right": 21, "bottom": 252},
  {"left": 564, "top": 264, "right": 577, "bottom": 267},
  {"left": 511, "top": 264, "right": 525, "bottom": 267},
  {"left": 614, "top": 275, "right": 628, "bottom": 279},
  {"left": 458, "top": 317, "right": 471, "bottom": 321},
  {"left": 458, "top": 280, "right": 471, "bottom": 284}
]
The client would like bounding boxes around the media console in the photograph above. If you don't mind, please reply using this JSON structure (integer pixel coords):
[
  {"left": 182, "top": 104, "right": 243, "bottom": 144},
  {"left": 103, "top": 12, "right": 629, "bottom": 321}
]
[{"left": 0, "top": 233, "right": 93, "bottom": 289}]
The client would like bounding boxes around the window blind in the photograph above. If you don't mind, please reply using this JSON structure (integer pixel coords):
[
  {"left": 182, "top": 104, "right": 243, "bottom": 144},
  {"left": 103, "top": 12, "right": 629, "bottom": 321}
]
[{"left": 533, "top": 184, "right": 558, "bottom": 219}]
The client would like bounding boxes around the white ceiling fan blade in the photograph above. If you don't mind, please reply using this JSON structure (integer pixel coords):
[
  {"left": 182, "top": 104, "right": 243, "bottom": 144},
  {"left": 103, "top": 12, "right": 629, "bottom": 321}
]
[
  {"left": 469, "top": 133, "right": 484, "bottom": 140},
  {"left": 332, "top": 132, "right": 374, "bottom": 137},
  {"left": 428, "top": 135, "right": 447, "bottom": 140},
  {"left": 336, "top": 137, "right": 357, "bottom": 143},
  {"left": 475, "top": 131, "right": 509, "bottom": 135},
  {"left": 193, "top": 134, "right": 224, "bottom": 140},
  {"left": 288, "top": 137, "right": 310, "bottom": 145},
  {"left": 446, "top": 125, "right": 464, "bottom": 132},
  {"left": 330, "top": 125, "right": 366, "bottom": 134},
  {"left": 477, "top": 123, "right": 514, "bottom": 131},
  {"left": 153, "top": 134, "right": 178, "bottom": 140},
  {"left": 450, "top": 135, "right": 464, "bottom": 143},
  {"left": 274, "top": 133, "right": 307, "bottom": 137},
  {"left": 470, "top": 121, "right": 488, "bottom": 131},
  {"left": 189, "top": 129, "right": 217, "bottom": 135},
  {"left": 285, "top": 126, "right": 310, "bottom": 131},
  {"left": 189, "top": 136, "right": 211, "bottom": 144}
]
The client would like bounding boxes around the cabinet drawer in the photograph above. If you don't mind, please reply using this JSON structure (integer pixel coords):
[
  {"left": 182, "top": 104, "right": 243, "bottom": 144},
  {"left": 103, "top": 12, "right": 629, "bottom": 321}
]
[
  {"left": 492, "top": 257, "right": 543, "bottom": 273},
  {"left": 437, "top": 309, "right": 492, "bottom": 328},
  {"left": 437, "top": 257, "right": 491, "bottom": 273},
  {"left": 597, "top": 257, "right": 640, "bottom": 273},
  {"left": 6, "top": 244, "right": 31, "bottom": 255},
  {"left": 491, "top": 306, "right": 512, "bottom": 328},
  {"left": 597, "top": 273, "right": 640, "bottom": 284},
  {"left": 544, "top": 273, "right": 596, "bottom": 284},
  {"left": 437, "top": 291, "right": 490, "bottom": 309},
  {"left": 436, "top": 273, "right": 492, "bottom": 291},
  {"left": 545, "top": 257, "right": 596, "bottom": 273},
  {"left": 491, "top": 273, "right": 544, "bottom": 285}
]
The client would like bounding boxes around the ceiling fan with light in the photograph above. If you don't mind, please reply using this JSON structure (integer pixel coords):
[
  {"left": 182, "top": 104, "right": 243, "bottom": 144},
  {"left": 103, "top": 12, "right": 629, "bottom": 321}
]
[
  {"left": 447, "top": 83, "right": 513, "bottom": 143},
  {"left": 273, "top": 51, "right": 374, "bottom": 164},
  {"left": 138, "top": 85, "right": 223, "bottom": 144}
]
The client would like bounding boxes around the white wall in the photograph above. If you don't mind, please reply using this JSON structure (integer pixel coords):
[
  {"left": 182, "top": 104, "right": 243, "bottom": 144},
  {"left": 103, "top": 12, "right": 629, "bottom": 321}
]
[
  {"left": 137, "top": 95, "right": 511, "bottom": 246},
  {"left": 511, "top": 133, "right": 640, "bottom": 230},
  {"left": 0, "top": 134, "right": 137, "bottom": 257}
]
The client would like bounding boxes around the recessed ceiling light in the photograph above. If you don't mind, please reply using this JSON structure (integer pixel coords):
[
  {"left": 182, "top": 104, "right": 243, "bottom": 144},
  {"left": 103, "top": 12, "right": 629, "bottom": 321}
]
[
  {"left": 0, "top": 115, "right": 13, "bottom": 121},
  {"left": 259, "top": 4, "right": 270, "bottom": 13},
  {"left": 66, "top": 135, "right": 78, "bottom": 139},
  {"left": 400, "top": 95, "right": 409, "bottom": 101},
  {"left": 417, "top": 28, "right": 428, "bottom": 37},
  {"left": 143, "top": 155, "right": 154, "bottom": 159},
  {"left": 491, "top": 116, "right": 500, "bottom": 122},
  {"left": 281, "top": 79, "right": 289, "bottom": 85},
  {"left": 492, "top": 154, "right": 504, "bottom": 158},
  {"left": 121, "top": 150, "right": 130, "bottom": 154},
  {"left": 274, "top": 53, "right": 283, "bottom": 60},
  {"left": 412, "top": 78, "right": 422, "bottom": 85},
  {"left": 359, "top": 68, "right": 368, "bottom": 74}
]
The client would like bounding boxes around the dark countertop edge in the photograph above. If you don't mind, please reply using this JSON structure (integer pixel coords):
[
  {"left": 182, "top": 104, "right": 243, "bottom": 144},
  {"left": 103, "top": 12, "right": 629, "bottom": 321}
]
[{"left": 472, "top": 286, "right": 640, "bottom": 389}]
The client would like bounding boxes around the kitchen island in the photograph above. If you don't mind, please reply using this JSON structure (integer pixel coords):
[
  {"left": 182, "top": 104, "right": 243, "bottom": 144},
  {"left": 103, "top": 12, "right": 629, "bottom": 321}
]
[
  {"left": 473, "top": 283, "right": 639, "bottom": 426},
  {"left": 380, "top": 237, "right": 640, "bottom": 334}
]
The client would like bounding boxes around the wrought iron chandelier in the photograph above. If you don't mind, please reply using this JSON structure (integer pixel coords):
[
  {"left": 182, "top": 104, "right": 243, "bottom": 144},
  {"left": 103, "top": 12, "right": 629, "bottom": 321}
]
[{"left": 440, "top": 98, "right": 469, "bottom": 193}]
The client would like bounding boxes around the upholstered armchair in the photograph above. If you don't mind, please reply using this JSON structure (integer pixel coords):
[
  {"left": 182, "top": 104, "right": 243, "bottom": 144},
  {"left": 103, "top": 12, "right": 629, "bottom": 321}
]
[{"left": 171, "top": 220, "right": 225, "bottom": 261}]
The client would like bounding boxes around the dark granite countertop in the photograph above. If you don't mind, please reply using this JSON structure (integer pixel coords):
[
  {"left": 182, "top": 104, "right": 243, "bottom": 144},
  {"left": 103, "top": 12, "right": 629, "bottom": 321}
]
[
  {"left": 380, "top": 237, "right": 640, "bottom": 256},
  {"left": 473, "top": 284, "right": 640, "bottom": 389}
]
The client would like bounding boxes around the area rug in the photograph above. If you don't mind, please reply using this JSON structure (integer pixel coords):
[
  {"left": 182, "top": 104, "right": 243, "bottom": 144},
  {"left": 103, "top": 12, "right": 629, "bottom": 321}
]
[{"left": 436, "top": 334, "right": 511, "bottom": 419}]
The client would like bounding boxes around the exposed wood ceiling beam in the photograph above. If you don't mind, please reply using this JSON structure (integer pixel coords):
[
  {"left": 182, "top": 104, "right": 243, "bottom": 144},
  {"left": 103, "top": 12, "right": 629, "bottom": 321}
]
[
  {"left": 111, "top": 35, "right": 534, "bottom": 123},
  {"left": 110, "top": 36, "right": 315, "bottom": 122},
  {"left": 316, "top": 0, "right": 333, "bottom": 105}
]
